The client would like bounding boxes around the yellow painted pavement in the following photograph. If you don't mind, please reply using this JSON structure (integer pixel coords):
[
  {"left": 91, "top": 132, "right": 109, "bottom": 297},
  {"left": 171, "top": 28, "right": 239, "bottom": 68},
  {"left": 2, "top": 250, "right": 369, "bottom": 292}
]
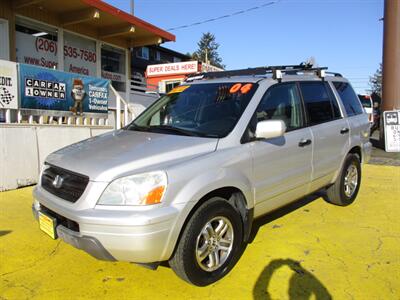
[{"left": 0, "top": 164, "right": 399, "bottom": 299}]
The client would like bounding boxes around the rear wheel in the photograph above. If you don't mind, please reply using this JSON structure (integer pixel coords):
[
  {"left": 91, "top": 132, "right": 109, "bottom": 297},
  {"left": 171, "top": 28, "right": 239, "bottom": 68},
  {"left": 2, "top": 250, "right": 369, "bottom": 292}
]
[
  {"left": 326, "top": 153, "right": 361, "bottom": 206},
  {"left": 169, "top": 197, "right": 244, "bottom": 286}
]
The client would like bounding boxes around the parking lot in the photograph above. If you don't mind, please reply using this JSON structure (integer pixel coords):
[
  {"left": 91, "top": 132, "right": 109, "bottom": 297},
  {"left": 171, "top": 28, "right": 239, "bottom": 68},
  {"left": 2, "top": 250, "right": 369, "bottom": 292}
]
[{"left": 0, "top": 164, "right": 399, "bottom": 300}]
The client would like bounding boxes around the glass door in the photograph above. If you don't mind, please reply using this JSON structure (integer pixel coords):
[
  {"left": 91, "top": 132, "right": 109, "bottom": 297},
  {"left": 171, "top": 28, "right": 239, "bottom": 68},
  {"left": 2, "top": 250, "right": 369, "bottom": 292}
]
[{"left": 0, "top": 19, "right": 9, "bottom": 60}]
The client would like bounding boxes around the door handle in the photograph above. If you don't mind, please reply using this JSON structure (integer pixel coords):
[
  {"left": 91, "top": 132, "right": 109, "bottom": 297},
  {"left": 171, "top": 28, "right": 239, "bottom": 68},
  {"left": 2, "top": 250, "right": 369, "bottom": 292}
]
[
  {"left": 298, "top": 139, "right": 312, "bottom": 147},
  {"left": 340, "top": 128, "right": 350, "bottom": 134}
]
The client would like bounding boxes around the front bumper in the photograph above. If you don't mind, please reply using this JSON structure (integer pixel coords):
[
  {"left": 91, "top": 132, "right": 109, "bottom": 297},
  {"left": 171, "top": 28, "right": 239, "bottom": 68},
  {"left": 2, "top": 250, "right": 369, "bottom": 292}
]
[
  {"left": 33, "top": 186, "right": 180, "bottom": 263},
  {"left": 32, "top": 205, "right": 115, "bottom": 261}
]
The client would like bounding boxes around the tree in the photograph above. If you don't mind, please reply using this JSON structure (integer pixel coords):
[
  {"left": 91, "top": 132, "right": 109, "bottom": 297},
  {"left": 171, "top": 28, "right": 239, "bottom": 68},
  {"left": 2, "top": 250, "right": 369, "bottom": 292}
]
[
  {"left": 369, "top": 63, "right": 382, "bottom": 98},
  {"left": 192, "top": 32, "right": 225, "bottom": 69}
]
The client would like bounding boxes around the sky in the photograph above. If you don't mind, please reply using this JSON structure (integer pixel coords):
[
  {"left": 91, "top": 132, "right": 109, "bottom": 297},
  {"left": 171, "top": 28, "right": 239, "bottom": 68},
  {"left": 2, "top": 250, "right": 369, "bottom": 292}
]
[{"left": 105, "top": 0, "right": 384, "bottom": 94}]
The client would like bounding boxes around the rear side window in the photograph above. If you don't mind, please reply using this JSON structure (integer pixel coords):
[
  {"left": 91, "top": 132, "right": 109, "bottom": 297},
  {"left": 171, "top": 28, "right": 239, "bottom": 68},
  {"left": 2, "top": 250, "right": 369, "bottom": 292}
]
[
  {"left": 299, "top": 82, "right": 341, "bottom": 126},
  {"left": 359, "top": 95, "right": 372, "bottom": 108},
  {"left": 333, "top": 82, "right": 364, "bottom": 116}
]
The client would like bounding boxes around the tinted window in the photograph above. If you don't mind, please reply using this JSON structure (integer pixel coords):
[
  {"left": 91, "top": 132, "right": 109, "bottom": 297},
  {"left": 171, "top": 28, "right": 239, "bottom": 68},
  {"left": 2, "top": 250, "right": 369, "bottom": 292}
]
[
  {"left": 333, "top": 82, "right": 364, "bottom": 116},
  {"left": 255, "top": 83, "right": 304, "bottom": 131},
  {"left": 299, "top": 82, "right": 340, "bottom": 125}
]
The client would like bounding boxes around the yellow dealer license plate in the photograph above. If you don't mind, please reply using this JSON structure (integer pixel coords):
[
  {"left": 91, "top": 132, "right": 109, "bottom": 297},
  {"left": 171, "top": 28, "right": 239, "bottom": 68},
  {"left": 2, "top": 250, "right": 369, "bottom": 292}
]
[{"left": 39, "top": 212, "right": 57, "bottom": 239}]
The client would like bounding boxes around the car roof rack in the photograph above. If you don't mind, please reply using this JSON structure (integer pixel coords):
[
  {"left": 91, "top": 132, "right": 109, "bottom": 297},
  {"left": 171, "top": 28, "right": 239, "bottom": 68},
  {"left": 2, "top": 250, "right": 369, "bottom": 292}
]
[{"left": 185, "top": 63, "right": 342, "bottom": 82}]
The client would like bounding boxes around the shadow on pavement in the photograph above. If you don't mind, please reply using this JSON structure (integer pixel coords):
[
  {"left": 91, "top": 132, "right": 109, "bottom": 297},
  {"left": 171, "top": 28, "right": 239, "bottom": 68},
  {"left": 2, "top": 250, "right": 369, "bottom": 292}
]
[
  {"left": 370, "top": 137, "right": 384, "bottom": 149},
  {"left": 253, "top": 258, "right": 332, "bottom": 300},
  {"left": 0, "top": 230, "right": 12, "bottom": 237},
  {"left": 248, "top": 192, "right": 324, "bottom": 243},
  {"left": 369, "top": 136, "right": 400, "bottom": 165}
]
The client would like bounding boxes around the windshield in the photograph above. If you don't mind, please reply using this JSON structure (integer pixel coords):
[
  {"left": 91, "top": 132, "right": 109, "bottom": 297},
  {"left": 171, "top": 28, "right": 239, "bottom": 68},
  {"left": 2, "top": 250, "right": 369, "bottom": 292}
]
[{"left": 127, "top": 82, "right": 258, "bottom": 138}]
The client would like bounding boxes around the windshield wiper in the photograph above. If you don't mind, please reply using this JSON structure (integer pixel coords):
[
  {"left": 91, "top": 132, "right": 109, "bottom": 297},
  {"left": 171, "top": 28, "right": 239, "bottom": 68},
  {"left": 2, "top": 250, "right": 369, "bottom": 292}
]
[
  {"left": 147, "top": 125, "right": 201, "bottom": 137},
  {"left": 128, "top": 124, "right": 219, "bottom": 138},
  {"left": 153, "top": 126, "right": 220, "bottom": 138}
]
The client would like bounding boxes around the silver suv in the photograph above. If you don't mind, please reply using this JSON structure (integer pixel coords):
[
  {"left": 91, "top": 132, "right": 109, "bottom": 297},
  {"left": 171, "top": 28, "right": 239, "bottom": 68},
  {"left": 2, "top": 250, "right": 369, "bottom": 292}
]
[{"left": 32, "top": 65, "right": 371, "bottom": 286}]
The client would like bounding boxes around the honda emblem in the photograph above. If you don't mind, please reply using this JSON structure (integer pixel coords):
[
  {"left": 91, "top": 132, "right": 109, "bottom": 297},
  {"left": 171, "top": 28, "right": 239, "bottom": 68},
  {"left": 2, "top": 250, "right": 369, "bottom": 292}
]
[{"left": 52, "top": 175, "right": 64, "bottom": 189}]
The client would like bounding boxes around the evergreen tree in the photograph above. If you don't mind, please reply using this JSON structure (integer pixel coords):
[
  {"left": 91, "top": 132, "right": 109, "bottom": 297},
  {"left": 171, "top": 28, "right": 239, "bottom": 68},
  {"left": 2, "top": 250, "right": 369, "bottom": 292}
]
[
  {"left": 369, "top": 63, "right": 382, "bottom": 97},
  {"left": 192, "top": 32, "right": 225, "bottom": 69}
]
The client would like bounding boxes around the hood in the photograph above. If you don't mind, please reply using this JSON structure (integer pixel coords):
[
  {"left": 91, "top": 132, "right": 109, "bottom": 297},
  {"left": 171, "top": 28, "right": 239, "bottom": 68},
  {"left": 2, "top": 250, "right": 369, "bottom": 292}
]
[{"left": 46, "top": 129, "right": 218, "bottom": 182}]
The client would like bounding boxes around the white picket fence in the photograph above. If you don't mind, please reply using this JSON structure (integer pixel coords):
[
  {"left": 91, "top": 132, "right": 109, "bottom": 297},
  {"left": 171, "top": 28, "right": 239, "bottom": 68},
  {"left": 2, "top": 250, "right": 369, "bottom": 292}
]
[{"left": 0, "top": 84, "right": 135, "bottom": 129}]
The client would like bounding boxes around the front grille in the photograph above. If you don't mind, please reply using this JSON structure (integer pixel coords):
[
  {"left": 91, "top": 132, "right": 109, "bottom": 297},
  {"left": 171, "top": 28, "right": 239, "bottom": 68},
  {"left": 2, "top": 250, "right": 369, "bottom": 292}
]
[
  {"left": 40, "top": 205, "right": 80, "bottom": 232},
  {"left": 41, "top": 165, "right": 89, "bottom": 203}
]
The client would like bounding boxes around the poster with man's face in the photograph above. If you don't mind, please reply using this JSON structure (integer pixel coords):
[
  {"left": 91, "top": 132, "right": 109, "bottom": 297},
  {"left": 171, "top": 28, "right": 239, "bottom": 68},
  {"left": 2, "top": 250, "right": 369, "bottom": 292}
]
[{"left": 70, "top": 78, "right": 86, "bottom": 115}]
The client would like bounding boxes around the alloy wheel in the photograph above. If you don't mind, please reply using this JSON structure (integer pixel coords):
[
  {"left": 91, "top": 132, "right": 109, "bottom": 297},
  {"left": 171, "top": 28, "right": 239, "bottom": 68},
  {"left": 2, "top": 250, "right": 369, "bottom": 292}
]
[{"left": 195, "top": 216, "right": 234, "bottom": 272}]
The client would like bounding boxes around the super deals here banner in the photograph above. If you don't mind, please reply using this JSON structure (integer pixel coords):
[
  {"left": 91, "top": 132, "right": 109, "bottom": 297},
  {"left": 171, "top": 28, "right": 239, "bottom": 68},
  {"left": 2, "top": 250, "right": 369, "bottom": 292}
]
[{"left": 19, "top": 64, "right": 109, "bottom": 114}]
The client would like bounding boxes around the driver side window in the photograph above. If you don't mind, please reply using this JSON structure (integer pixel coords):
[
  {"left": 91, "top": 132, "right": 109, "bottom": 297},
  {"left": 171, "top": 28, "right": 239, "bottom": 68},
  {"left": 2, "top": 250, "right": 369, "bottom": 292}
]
[{"left": 256, "top": 83, "right": 304, "bottom": 131}]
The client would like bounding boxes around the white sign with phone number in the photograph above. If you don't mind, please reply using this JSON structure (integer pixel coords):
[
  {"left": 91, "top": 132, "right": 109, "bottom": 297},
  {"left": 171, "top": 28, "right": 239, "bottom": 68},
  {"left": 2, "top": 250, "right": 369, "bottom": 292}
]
[
  {"left": 16, "top": 31, "right": 97, "bottom": 76},
  {"left": 16, "top": 31, "right": 58, "bottom": 69},
  {"left": 64, "top": 33, "right": 96, "bottom": 76},
  {"left": 384, "top": 110, "right": 400, "bottom": 152}
]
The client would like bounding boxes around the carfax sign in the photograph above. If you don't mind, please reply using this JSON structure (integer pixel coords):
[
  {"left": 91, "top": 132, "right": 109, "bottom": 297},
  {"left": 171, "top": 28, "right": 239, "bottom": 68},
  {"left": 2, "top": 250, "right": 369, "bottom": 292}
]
[
  {"left": 19, "top": 64, "right": 109, "bottom": 115},
  {"left": 0, "top": 59, "right": 18, "bottom": 109}
]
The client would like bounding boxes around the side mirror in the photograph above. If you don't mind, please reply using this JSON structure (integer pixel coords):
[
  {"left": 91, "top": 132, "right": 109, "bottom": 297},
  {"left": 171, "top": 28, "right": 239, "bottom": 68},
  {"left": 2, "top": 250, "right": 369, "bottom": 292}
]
[{"left": 255, "top": 120, "right": 286, "bottom": 139}]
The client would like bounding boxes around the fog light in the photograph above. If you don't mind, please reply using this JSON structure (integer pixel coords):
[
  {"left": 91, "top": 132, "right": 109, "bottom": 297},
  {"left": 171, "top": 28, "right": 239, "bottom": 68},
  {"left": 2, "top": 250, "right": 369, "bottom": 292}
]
[{"left": 33, "top": 199, "right": 41, "bottom": 211}]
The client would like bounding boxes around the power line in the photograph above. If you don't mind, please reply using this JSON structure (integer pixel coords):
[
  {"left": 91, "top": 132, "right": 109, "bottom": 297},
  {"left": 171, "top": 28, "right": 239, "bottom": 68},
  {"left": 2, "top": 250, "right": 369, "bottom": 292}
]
[{"left": 166, "top": 0, "right": 281, "bottom": 31}]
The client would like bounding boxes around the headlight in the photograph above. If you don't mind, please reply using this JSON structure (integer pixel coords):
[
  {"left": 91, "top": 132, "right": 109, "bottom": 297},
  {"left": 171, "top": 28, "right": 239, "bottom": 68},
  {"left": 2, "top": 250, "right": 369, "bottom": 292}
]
[{"left": 97, "top": 171, "right": 167, "bottom": 206}]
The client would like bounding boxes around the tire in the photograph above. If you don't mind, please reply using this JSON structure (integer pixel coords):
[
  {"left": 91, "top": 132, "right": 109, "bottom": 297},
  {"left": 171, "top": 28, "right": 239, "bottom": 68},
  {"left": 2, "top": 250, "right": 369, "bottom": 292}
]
[
  {"left": 169, "top": 197, "right": 244, "bottom": 286},
  {"left": 326, "top": 153, "right": 361, "bottom": 206}
]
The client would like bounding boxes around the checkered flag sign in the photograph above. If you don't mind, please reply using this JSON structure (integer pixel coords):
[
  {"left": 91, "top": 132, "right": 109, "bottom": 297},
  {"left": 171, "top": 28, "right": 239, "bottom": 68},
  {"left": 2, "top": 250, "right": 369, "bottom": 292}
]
[{"left": 0, "top": 87, "right": 15, "bottom": 107}]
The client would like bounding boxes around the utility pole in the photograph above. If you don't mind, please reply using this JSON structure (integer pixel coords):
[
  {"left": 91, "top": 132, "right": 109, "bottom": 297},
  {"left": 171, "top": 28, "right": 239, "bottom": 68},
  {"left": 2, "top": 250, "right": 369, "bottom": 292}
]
[
  {"left": 380, "top": 0, "right": 400, "bottom": 147},
  {"left": 130, "top": 0, "right": 134, "bottom": 15},
  {"left": 382, "top": 0, "right": 400, "bottom": 111}
]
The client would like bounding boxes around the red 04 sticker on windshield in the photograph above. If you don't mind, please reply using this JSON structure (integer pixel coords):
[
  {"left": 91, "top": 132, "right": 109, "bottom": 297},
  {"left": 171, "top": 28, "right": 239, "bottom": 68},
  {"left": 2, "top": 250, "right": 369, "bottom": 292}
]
[{"left": 229, "top": 83, "right": 253, "bottom": 94}]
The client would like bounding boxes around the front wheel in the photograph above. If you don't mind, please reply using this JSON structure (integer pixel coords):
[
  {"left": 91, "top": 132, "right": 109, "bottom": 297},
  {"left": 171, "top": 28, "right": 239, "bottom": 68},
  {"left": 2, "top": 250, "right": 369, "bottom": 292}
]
[
  {"left": 326, "top": 153, "right": 361, "bottom": 206},
  {"left": 169, "top": 197, "right": 244, "bottom": 286}
]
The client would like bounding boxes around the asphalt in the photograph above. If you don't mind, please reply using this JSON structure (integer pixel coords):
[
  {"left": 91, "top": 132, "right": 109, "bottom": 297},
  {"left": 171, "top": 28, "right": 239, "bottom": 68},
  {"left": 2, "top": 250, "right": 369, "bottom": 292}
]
[
  {"left": 0, "top": 164, "right": 399, "bottom": 300},
  {"left": 369, "top": 131, "right": 400, "bottom": 166}
]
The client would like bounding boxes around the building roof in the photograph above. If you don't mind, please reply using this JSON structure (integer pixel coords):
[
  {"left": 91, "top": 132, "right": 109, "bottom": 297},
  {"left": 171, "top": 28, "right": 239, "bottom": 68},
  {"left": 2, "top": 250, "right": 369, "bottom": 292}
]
[
  {"left": 13, "top": 0, "right": 175, "bottom": 47},
  {"left": 152, "top": 46, "right": 191, "bottom": 60}
]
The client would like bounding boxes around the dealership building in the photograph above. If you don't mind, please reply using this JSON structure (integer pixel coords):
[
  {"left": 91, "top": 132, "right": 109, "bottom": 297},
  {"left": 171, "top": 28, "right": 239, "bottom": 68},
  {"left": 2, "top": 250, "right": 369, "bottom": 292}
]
[
  {"left": 0, "top": 0, "right": 175, "bottom": 112},
  {"left": 0, "top": 0, "right": 177, "bottom": 191}
]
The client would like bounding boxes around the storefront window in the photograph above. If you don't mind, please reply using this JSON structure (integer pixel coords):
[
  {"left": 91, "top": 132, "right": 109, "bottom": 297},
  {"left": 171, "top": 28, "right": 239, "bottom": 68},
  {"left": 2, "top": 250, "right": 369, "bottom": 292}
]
[
  {"left": 101, "top": 45, "right": 126, "bottom": 92},
  {"left": 15, "top": 18, "right": 128, "bottom": 93},
  {"left": 0, "top": 19, "right": 9, "bottom": 60},
  {"left": 158, "top": 80, "right": 182, "bottom": 94},
  {"left": 64, "top": 32, "right": 97, "bottom": 76},
  {"left": 15, "top": 18, "right": 58, "bottom": 69},
  {"left": 165, "top": 80, "right": 181, "bottom": 93}
]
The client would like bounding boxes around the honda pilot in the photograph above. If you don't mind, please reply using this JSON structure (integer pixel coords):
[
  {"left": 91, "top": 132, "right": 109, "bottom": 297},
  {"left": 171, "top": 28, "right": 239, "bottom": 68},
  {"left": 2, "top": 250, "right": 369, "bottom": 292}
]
[{"left": 33, "top": 65, "right": 371, "bottom": 286}]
